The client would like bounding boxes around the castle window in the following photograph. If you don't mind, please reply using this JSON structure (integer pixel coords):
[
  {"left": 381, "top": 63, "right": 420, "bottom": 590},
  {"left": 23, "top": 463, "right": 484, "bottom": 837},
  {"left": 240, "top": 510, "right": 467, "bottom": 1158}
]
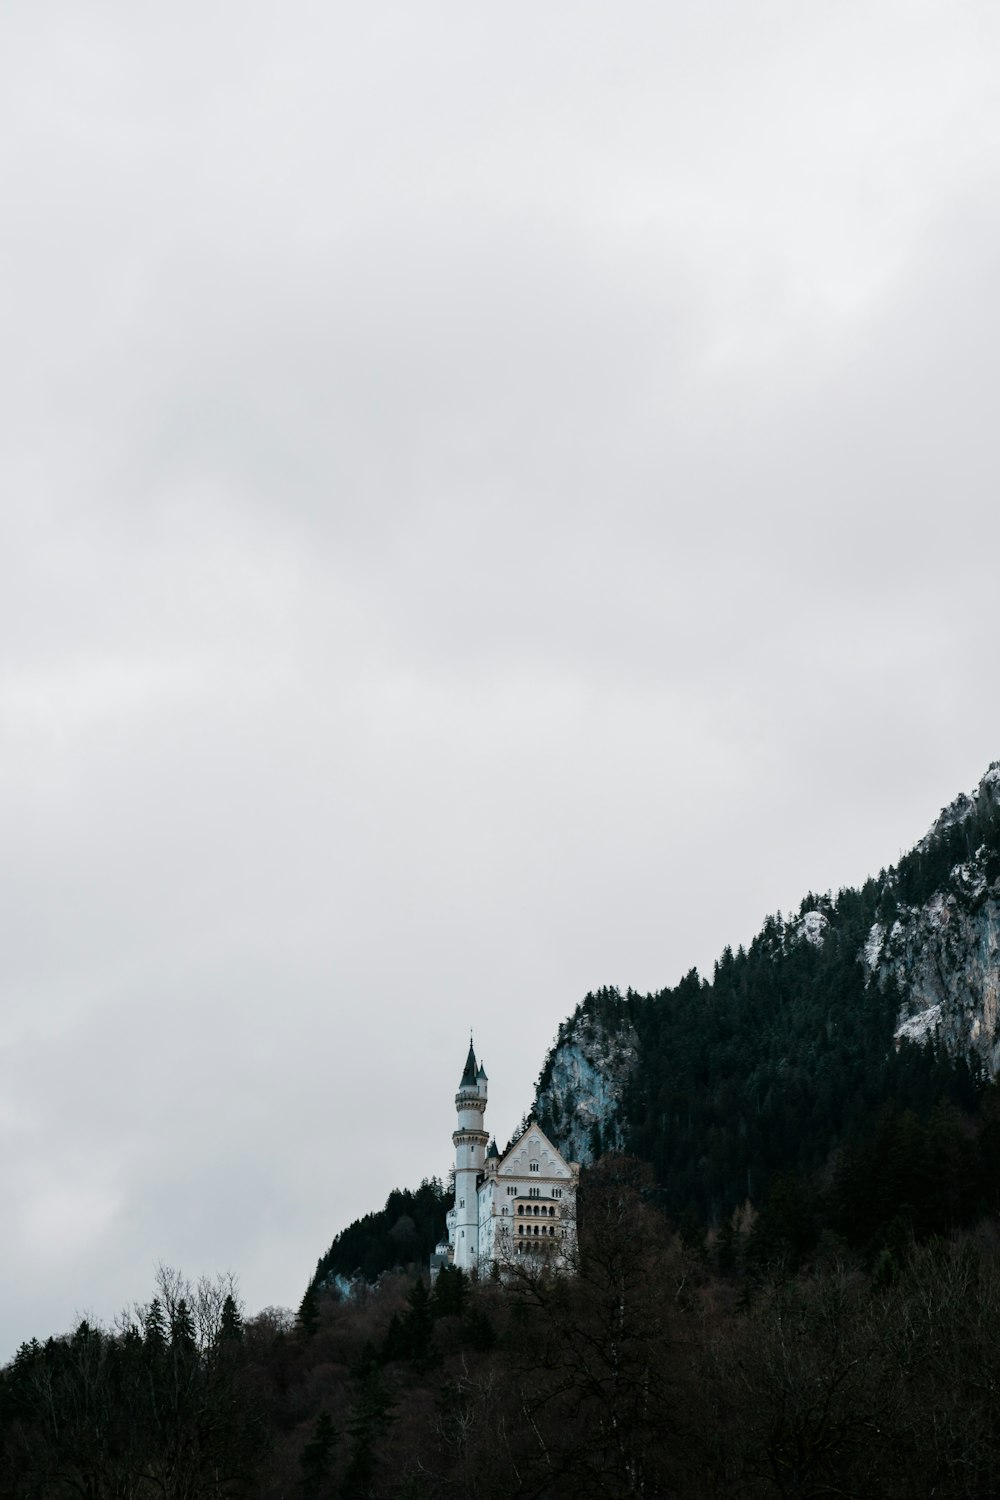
[
  {"left": 551, "top": 1188, "right": 562, "bottom": 1199},
  {"left": 529, "top": 1162, "right": 540, "bottom": 1172},
  {"left": 549, "top": 1227, "right": 555, "bottom": 1237},
  {"left": 549, "top": 1207, "right": 555, "bottom": 1217},
  {"left": 533, "top": 1225, "right": 539, "bottom": 1235},
  {"left": 459, "top": 1199, "right": 464, "bottom": 1209},
  {"left": 529, "top": 1187, "right": 540, "bottom": 1198}
]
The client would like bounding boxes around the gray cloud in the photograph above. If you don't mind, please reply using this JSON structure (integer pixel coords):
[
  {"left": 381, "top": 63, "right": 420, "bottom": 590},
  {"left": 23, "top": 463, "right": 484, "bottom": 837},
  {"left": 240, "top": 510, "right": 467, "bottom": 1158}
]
[{"left": 2, "top": 2, "right": 999, "bottom": 1356}]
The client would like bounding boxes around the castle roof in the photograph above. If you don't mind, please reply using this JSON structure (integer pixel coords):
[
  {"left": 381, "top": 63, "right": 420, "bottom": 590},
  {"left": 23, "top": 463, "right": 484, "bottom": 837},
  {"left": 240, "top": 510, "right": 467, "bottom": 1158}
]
[
  {"left": 460, "top": 1040, "right": 479, "bottom": 1088},
  {"left": 486, "top": 1137, "right": 499, "bottom": 1158},
  {"left": 495, "top": 1119, "right": 576, "bottom": 1177}
]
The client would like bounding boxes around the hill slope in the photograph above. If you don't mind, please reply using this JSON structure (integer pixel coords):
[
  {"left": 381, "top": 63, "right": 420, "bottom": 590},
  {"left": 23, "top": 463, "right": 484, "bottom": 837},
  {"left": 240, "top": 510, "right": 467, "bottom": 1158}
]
[
  {"left": 311, "top": 762, "right": 1000, "bottom": 1282},
  {"left": 535, "top": 763, "right": 1000, "bottom": 1224}
]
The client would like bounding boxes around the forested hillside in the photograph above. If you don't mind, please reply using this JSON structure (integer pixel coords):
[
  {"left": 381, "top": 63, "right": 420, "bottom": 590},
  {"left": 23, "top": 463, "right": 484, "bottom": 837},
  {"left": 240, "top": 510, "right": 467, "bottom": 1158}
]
[
  {"left": 536, "top": 764, "right": 1000, "bottom": 1226},
  {"left": 296, "top": 765, "right": 1000, "bottom": 1292},
  {"left": 311, "top": 1180, "right": 449, "bottom": 1291}
]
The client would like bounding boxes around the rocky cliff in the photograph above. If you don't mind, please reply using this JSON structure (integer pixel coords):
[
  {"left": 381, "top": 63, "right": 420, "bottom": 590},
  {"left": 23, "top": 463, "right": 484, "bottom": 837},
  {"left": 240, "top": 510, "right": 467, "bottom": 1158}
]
[
  {"left": 534, "top": 990, "right": 639, "bottom": 1165},
  {"left": 866, "top": 765, "right": 1000, "bottom": 1074}
]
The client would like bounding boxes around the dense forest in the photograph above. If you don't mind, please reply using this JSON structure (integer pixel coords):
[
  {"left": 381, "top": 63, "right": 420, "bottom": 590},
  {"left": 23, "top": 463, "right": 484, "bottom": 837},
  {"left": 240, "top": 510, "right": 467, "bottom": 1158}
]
[
  {"left": 621, "top": 914, "right": 982, "bottom": 1224},
  {"left": 311, "top": 1181, "right": 450, "bottom": 1290},
  {"left": 8, "top": 1140, "right": 1000, "bottom": 1497}
]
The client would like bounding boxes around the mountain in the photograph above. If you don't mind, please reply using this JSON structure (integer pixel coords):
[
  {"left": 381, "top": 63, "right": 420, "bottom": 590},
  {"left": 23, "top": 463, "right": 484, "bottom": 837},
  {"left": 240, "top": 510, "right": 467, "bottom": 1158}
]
[
  {"left": 309, "top": 762, "right": 999, "bottom": 1286},
  {"left": 534, "top": 762, "right": 1000, "bottom": 1225}
]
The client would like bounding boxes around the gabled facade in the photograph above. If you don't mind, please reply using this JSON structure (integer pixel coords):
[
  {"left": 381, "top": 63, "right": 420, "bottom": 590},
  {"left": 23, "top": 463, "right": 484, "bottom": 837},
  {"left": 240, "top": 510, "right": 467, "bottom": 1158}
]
[{"left": 439, "top": 1040, "right": 579, "bottom": 1276}]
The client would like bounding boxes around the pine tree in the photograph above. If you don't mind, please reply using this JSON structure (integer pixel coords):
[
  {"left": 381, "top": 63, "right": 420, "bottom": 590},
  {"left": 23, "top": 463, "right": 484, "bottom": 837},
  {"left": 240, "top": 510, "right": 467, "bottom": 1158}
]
[
  {"left": 143, "top": 1297, "right": 167, "bottom": 1357},
  {"left": 218, "top": 1293, "right": 244, "bottom": 1346},
  {"left": 402, "top": 1280, "right": 434, "bottom": 1363},
  {"left": 297, "top": 1282, "right": 320, "bottom": 1339},
  {"left": 430, "top": 1264, "right": 466, "bottom": 1318},
  {"left": 300, "top": 1410, "right": 337, "bottom": 1498},
  {"left": 170, "top": 1298, "right": 196, "bottom": 1356},
  {"left": 341, "top": 1345, "right": 395, "bottom": 1500}
]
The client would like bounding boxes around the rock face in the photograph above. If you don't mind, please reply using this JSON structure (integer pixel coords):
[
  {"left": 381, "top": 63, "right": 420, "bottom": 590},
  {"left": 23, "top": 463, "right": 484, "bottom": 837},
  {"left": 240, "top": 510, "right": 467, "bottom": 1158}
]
[
  {"left": 865, "top": 766, "right": 1000, "bottom": 1075},
  {"left": 534, "top": 994, "right": 639, "bottom": 1166}
]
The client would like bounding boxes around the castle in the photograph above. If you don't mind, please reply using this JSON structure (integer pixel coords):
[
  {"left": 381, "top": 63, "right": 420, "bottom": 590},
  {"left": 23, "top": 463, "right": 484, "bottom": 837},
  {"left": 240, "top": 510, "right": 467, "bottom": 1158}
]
[{"left": 438, "top": 1039, "right": 579, "bottom": 1274}]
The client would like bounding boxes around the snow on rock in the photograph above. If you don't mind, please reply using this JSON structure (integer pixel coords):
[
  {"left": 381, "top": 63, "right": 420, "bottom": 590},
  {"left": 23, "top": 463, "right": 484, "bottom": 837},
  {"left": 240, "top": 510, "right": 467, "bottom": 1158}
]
[
  {"left": 925, "top": 891, "right": 951, "bottom": 930},
  {"left": 863, "top": 922, "right": 885, "bottom": 974},
  {"left": 917, "top": 764, "right": 1000, "bottom": 853},
  {"left": 795, "top": 910, "right": 829, "bottom": 948},
  {"left": 952, "top": 861, "right": 988, "bottom": 901},
  {"left": 894, "top": 1004, "right": 942, "bottom": 1046}
]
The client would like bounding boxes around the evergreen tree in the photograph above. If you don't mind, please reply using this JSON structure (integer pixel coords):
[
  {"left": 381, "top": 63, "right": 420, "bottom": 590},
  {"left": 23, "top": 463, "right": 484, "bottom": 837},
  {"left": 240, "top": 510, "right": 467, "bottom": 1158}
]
[
  {"left": 340, "top": 1345, "right": 395, "bottom": 1500},
  {"left": 143, "top": 1297, "right": 167, "bottom": 1357},
  {"left": 218, "top": 1292, "right": 244, "bottom": 1346},
  {"left": 430, "top": 1265, "right": 466, "bottom": 1318},
  {"left": 299, "top": 1410, "right": 337, "bottom": 1499},
  {"left": 170, "top": 1298, "right": 196, "bottom": 1356},
  {"left": 402, "top": 1280, "right": 434, "bottom": 1363},
  {"left": 297, "top": 1282, "right": 320, "bottom": 1339}
]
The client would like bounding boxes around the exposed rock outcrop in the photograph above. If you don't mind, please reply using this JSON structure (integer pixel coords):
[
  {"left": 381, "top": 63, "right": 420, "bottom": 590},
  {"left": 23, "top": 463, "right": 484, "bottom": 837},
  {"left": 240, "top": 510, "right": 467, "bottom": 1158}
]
[
  {"left": 864, "top": 766, "right": 1000, "bottom": 1074},
  {"left": 534, "top": 994, "right": 639, "bottom": 1165}
]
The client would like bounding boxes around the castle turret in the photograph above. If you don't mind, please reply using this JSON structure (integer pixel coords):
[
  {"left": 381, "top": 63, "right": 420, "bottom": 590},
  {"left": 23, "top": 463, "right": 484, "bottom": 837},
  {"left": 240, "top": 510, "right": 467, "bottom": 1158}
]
[{"left": 452, "top": 1039, "right": 488, "bottom": 1270}]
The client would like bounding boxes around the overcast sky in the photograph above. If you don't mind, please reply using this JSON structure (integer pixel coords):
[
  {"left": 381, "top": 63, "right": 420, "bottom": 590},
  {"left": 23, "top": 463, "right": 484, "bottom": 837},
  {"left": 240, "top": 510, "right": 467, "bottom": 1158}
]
[{"left": 2, "top": 0, "right": 999, "bottom": 1358}]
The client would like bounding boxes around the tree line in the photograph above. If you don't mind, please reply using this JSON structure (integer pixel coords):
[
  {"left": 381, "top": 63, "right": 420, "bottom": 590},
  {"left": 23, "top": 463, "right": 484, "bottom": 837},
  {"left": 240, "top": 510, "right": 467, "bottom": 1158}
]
[{"left": 8, "top": 1148, "right": 1000, "bottom": 1497}]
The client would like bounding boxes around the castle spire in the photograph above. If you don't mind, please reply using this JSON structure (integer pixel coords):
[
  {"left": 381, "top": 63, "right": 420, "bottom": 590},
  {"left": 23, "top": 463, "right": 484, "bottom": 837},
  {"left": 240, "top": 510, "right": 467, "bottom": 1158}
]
[{"left": 460, "top": 1038, "right": 479, "bottom": 1088}]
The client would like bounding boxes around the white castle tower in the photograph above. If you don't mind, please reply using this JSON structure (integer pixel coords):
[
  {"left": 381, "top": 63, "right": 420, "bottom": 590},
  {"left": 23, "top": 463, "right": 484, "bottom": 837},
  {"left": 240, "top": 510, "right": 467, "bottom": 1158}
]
[
  {"left": 435, "top": 1035, "right": 578, "bottom": 1279},
  {"left": 450, "top": 1039, "right": 489, "bottom": 1270}
]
